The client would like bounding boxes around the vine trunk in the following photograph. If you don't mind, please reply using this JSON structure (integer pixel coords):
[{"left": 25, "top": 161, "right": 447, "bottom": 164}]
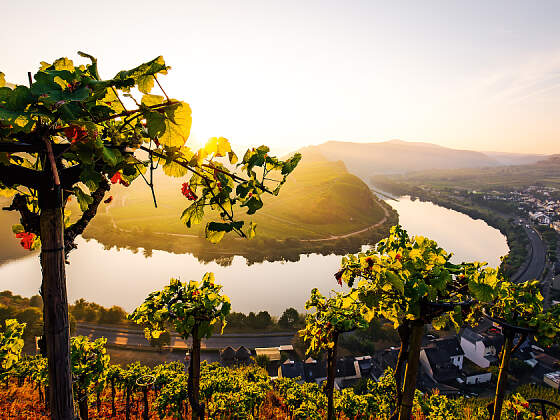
[
  {"left": 40, "top": 186, "right": 75, "bottom": 420},
  {"left": 492, "top": 332, "right": 513, "bottom": 420},
  {"left": 188, "top": 325, "right": 204, "bottom": 420},
  {"left": 326, "top": 332, "right": 339, "bottom": 420},
  {"left": 398, "top": 321, "right": 424, "bottom": 420}
]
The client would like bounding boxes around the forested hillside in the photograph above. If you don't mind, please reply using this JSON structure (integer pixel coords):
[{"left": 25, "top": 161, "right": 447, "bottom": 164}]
[{"left": 77, "top": 154, "right": 396, "bottom": 263}]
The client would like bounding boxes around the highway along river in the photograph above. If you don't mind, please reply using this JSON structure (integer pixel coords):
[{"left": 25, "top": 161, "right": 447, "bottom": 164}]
[{"left": 0, "top": 196, "right": 508, "bottom": 315}]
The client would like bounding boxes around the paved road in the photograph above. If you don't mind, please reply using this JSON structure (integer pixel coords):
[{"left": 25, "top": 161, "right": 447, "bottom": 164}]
[
  {"left": 516, "top": 226, "right": 546, "bottom": 283},
  {"left": 76, "top": 324, "right": 295, "bottom": 350}
]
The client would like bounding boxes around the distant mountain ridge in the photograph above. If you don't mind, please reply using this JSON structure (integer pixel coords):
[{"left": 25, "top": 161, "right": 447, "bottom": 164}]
[{"left": 300, "top": 140, "right": 547, "bottom": 180}]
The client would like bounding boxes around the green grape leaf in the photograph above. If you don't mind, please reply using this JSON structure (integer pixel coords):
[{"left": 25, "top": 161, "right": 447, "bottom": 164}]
[
  {"left": 241, "top": 195, "right": 263, "bottom": 215},
  {"left": 180, "top": 201, "right": 205, "bottom": 227},
  {"left": 73, "top": 186, "right": 94, "bottom": 212}
]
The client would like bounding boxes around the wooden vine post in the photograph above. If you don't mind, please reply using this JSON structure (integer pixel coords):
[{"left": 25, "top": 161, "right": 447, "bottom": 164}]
[
  {"left": 325, "top": 330, "right": 339, "bottom": 420},
  {"left": 492, "top": 328, "right": 514, "bottom": 420},
  {"left": 188, "top": 323, "right": 203, "bottom": 419},
  {"left": 40, "top": 136, "right": 75, "bottom": 419},
  {"left": 397, "top": 320, "right": 423, "bottom": 420}
]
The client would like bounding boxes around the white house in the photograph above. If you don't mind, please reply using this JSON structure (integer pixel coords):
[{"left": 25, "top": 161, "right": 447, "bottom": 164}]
[
  {"left": 461, "top": 359, "right": 492, "bottom": 384},
  {"left": 529, "top": 211, "right": 551, "bottom": 225},
  {"left": 544, "top": 371, "right": 560, "bottom": 390},
  {"left": 460, "top": 328, "right": 503, "bottom": 368}
]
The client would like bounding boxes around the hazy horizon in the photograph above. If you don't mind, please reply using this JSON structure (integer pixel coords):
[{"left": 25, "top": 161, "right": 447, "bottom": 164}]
[{"left": 1, "top": 0, "right": 558, "bottom": 156}]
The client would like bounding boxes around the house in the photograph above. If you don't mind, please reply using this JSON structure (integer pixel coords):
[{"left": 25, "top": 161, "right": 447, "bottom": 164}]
[
  {"left": 254, "top": 347, "right": 281, "bottom": 362},
  {"left": 372, "top": 347, "right": 400, "bottom": 379},
  {"left": 220, "top": 346, "right": 236, "bottom": 365},
  {"left": 460, "top": 328, "right": 503, "bottom": 368},
  {"left": 544, "top": 371, "right": 560, "bottom": 389},
  {"left": 460, "top": 359, "right": 492, "bottom": 385},
  {"left": 235, "top": 346, "right": 252, "bottom": 363},
  {"left": 335, "top": 356, "right": 361, "bottom": 388},
  {"left": 278, "top": 359, "right": 305, "bottom": 380},
  {"left": 303, "top": 357, "right": 327, "bottom": 383},
  {"left": 420, "top": 337, "right": 464, "bottom": 383},
  {"left": 534, "top": 352, "right": 560, "bottom": 374},
  {"left": 220, "top": 346, "right": 253, "bottom": 366},
  {"left": 529, "top": 211, "right": 550, "bottom": 225},
  {"left": 355, "top": 355, "right": 374, "bottom": 378},
  {"left": 278, "top": 356, "right": 362, "bottom": 389}
]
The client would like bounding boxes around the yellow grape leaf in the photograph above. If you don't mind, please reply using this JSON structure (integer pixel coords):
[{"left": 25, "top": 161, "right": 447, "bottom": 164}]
[
  {"left": 363, "top": 308, "right": 376, "bottom": 322},
  {"left": 204, "top": 137, "right": 232, "bottom": 157},
  {"left": 53, "top": 76, "right": 67, "bottom": 90},
  {"left": 100, "top": 89, "right": 125, "bottom": 113},
  {"left": 39, "top": 62, "right": 51, "bottom": 71},
  {"left": 409, "top": 248, "right": 422, "bottom": 260},
  {"left": 53, "top": 57, "right": 74, "bottom": 72},
  {"left": 137, "top": 75, "right": 154, "bottom": 94},
  {"left": 141, "top": 94, "right": 165, "bottom": 107},
  {"left": 159, "top": 101, "right": 192, "bottom": 148},
  {"left": 205, "top": 224, "right": 226, "bottom": 244},
  {"left": 162, "top": 147, "right": 194, "bottom": 177},
  {"left": 0, "top": 72, "right": 5, "bottom": 88}
]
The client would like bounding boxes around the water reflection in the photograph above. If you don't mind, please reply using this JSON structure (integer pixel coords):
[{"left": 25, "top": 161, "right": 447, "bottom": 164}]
[{"left": 0, "top": 197, "right": 508, "bottom": 315}]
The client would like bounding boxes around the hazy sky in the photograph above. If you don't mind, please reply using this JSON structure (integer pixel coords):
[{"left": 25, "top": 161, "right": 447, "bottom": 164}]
[{"left": 1, "top": 0, "right": 558, "bottom": 155}]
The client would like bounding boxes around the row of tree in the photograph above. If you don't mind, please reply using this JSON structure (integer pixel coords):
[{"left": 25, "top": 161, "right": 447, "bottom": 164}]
[
  {"left": 70, "top": 298, "right": 127, "bottom": 325},
  {"left": 298, "top": 225, "right": 560, "bottom": 420}
]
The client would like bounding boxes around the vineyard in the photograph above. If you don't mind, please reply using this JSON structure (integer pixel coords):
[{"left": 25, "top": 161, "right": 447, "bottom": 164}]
[{"left": 1, "top": 350, "right": 559, "bottom": 419}]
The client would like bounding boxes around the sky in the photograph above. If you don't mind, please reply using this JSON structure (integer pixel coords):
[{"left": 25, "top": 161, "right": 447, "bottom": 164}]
[{"left": 1, "top": 0, "right": 559, "bottom": 155}]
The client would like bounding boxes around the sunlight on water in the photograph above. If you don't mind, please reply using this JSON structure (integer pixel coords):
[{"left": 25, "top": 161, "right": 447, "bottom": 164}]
[
  {"left": 389, "top": 197, "right": 509, "bottom": 267},
  {"left": 0, "top": 197, "right": 508, "bottom": 315}
]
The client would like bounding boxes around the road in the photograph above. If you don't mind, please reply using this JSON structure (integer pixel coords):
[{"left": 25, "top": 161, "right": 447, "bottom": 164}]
[
  {"left": 76, "top": 324, "right": 296, "bottom": 350},
  {"left": 516, "top": 225, "right": 546, "bottom": 283}
]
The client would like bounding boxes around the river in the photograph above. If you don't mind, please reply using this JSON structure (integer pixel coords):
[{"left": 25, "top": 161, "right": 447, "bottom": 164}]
[{"left": 0, "top": 197, "right": 508, "bottom": 315}]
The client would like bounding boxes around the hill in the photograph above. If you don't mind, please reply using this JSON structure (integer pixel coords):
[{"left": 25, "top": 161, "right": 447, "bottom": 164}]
[
  {"left": 302, "top": 140, "right": 546, "bottom": 180},
  {"left": 68, "top": 153, "right": 397, "bottom": 263},
  {"left": 371, "top": 155, "right": 560, "bottom": 192}
]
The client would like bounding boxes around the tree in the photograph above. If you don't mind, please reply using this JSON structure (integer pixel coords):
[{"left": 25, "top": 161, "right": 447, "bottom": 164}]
[
  {"left": 336, "top": 225, "right": 486, "bottom": 420},
  {"left": 0, "top": 53, "right": 300, "bottom": 419},
  {"left": 255, "top": 311, "right": 273, "bottom": 329},
  {"left": 29, "top": 294, "right": 43, "bottom": 308},
  {"left": 279, "top": 307, "right": 300, "bottom": 329},
  {"left": 129, "top": 273, "right": 231, "bottom": 419},
  {"left": 299, "top": 288, "right": 368, "bottom": 420},
  {"left": 98, "top": 305, "right": 127, "bottom": 324},
  {"left": 16, "top": 306, "right": 43, "bottom": 343},
  {"left": 469, "top": 279, "right": 560, "bottom": 420},
  {"left": 225, "top": 311, "right": 247, "bottom": 329},
  {"left": 0, "top": 304, "right": 16, "bottom": 326}
]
